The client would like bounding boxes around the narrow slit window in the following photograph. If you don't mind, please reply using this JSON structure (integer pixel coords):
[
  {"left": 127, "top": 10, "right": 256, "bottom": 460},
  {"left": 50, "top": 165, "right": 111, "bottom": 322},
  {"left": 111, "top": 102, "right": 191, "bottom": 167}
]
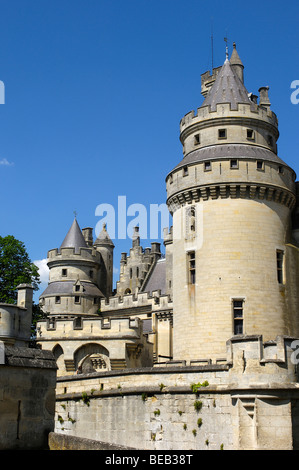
[
  {"left": 233, "top": 300, "right": 244, "bottom": 335},
  {"left": 188, "top": 251, "right": 196, "bottom": 285},
  {"left": 276, "top": 250, "right": 284, "bottom": 284}
]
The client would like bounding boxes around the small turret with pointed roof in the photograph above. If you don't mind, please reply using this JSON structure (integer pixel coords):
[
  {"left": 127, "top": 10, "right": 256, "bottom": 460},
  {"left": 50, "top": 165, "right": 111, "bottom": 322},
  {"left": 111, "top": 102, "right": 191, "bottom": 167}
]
[
  {"left": 201, "top": 48, "right": 253, "bottom": 112},
  {"left": 94, "top": 223, "right": 114, "bottom": 298},
  {"left": 230, "top": 42, "right": 244, "bottom": 82},
  {"left": 94, "top": 223, "right": 115, "bottom": 248}
]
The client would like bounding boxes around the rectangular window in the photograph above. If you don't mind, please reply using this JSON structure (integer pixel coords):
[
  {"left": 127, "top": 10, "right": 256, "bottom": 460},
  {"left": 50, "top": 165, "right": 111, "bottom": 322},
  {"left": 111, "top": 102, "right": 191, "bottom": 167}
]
[
  {"left": 74, "top": 296, "right": 80, "bottom": 304},
  {"left": 233, "top": 300, "right": 244, "bottom": 335},
  {"left": 218, "top": 129, "right": 227, "bottom": 139},
  {"left": 73, "top": 317, "right": 83, "bottom": 329},
  {"left": 183, "top": 166, "right": 188, "bottom": 176},
  {"left": 55, "top": 296, "right": 61, "bottom": 304},
  {"left": 62, "top": 269, "right": 67, "bottom": 276},
  {"left": 257, "top": 160, "right": 264, "bottom": 170},
  {"left": 230, "top": 159, "right": 238, "bottom": 169},
  {"left": 276, "top": 250, "right": 284, "bottom": 284},
  {"left": 75, "top": 284, "right": 80, "bottom": 292},
  {"left": 188, "top": 251, "right": 196, "bottom": 285},
  {"left": 194, "top": 134, "right": 200, "bottom": 145},
  {"left": 204, "top": 161, "right": 212, "bottom": 171},
  {"left": 47, "top": 318, "right": 56, "bottom": 330},
  {"left": 247, "top": 129, "right": 255, "bottom": 140}
]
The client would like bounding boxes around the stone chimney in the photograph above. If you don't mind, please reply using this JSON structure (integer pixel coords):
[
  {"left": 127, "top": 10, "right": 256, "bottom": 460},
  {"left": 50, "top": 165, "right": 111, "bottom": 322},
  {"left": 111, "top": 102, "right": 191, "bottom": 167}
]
[{"left": 259, "top": 86, "right": 271, "bottom": 108}]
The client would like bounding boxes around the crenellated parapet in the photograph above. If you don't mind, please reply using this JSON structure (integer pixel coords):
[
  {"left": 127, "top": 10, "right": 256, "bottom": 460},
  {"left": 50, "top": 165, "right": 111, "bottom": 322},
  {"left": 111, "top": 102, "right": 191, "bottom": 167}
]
[
  {"left": 47, "top": 246, "right": 102, "bottom": 265},
  {"left": 101, "top": 290, "right": 173, "bottom": 314},
  {"left": 180, "top": 101, "right": 278, "bottom": 134},
  {"left": 226, "top": 334, "right": 299, "bottom": 385}
]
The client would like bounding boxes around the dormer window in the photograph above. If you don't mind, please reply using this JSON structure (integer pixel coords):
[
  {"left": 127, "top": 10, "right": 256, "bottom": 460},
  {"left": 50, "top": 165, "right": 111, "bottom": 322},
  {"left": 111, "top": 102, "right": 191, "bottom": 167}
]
[
  {"left": 218, "top": 129, "right": 227, "bottom": 139},
  {"left": 75, "top": 284, "right": 80, "bottom": 292}
]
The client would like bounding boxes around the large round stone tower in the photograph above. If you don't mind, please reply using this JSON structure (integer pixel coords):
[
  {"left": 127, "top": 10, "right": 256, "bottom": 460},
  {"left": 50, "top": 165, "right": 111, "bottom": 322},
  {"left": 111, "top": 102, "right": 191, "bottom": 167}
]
[{"left": 166, "top": 44, "right": 299, "bottom": 361}]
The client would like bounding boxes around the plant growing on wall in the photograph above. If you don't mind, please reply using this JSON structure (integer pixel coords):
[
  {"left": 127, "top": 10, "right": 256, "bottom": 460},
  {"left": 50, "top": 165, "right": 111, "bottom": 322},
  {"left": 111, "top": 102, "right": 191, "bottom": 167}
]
[
  {"left": 81, "top": 392, "right": 90, "bottom": 406},
  {"left": 194, "top": 400, "right": 203, "bottom": 412}
]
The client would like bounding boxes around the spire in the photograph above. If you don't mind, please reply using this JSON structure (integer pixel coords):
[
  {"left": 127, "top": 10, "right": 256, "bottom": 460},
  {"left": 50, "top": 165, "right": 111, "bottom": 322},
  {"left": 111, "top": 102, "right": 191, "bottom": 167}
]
[
  {"left": 201, "top": 56, "right": 252, "bottom": 111},
  {"left": 60, "top": 218, "right": 87, "bottom": 253},
  {"left": 230, "top": 42, "right": 244, "bottom": 82},
  {"left": 94, "top": 223, "right": 114, "bottom": 247}
]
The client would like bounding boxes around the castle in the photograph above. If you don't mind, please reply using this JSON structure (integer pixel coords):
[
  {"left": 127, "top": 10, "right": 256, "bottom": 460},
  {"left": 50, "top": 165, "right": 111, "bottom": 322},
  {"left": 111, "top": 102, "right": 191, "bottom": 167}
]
[{"left": 36, "top": 44, "right": 299, "bottom": 450}]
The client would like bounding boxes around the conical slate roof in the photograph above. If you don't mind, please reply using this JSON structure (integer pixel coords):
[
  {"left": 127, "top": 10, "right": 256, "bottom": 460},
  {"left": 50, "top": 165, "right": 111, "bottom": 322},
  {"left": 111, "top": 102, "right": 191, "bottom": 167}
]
[
  {"left": 60, "top": 218, "right": 87, "bottom": 252},
  {"left": 201, "top": 57, "right": 253, "bottom": 111},
  {"left": 230, "top": 42, "right": 244, "bottom": 66},
  {"left": 94, "top": 223, "right": 114, "bottom": 247}
]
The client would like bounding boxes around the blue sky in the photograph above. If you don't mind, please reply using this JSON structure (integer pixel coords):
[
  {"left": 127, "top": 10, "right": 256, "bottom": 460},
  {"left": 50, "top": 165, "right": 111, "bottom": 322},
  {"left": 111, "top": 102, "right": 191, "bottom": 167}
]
[{"left": 0, "top": 0, "right": 298, "bottom": 299}]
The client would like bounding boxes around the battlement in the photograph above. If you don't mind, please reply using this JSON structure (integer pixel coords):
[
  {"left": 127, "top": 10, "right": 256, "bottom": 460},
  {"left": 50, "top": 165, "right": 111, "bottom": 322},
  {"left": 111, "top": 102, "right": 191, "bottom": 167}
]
[
  {"left": 37, "top": 314, "right": 144, "bottom": 341},
  {"left": 101, "top": 290, "right": 173, "bottom": 313},
  {"left": 180, "top": 101, "right": 278, "bottom": 134},
  {"left": 226, "top": 334, "right": 299, "bottom": 385},
  {"left": 47, "top": 246, "right": 102, "bottom": 264}
]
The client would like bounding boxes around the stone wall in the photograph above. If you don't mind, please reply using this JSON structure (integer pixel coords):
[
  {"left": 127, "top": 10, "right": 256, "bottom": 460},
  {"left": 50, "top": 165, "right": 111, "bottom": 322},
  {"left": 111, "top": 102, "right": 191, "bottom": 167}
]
[
  {"left": 53, "top": 335, "right": 299, "bottom": 450},
  {"left": 0, "top": 345, "right": 57, "bottom": 450}
]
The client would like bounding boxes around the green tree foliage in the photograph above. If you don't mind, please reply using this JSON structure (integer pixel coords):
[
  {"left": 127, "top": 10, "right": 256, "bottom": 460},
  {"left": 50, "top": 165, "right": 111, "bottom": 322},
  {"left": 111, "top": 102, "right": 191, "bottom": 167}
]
[
  {"left": 0, "top": 235, "right": 40, "bottom": 303},
  {"left": 0, "top": 235, "right": 44, "bottom": 345}
]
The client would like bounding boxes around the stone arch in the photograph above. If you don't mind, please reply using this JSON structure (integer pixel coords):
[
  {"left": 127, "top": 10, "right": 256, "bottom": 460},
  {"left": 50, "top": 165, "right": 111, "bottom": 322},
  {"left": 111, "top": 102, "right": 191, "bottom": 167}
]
[
  {"left": 74, "top": 343, "right": 111, "bottom": 374},
  {"left": 52, "top": 344, "right": 65, "bottom": 372}
]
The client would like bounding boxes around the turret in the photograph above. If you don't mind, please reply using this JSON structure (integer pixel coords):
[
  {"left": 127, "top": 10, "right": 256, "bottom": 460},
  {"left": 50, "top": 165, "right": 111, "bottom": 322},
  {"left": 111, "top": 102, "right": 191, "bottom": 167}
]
[
  {"left": 39, "top": 218, "right": 104, "bottom": 316},
  {"left": 94, "top": 223, "right": 114, "bottom": 298},
  {"left": 166, "top": 44, "right": 299, "bottom": 361},
  {"left": 0, "top": 284, "right": 34, "bottom": 347}
]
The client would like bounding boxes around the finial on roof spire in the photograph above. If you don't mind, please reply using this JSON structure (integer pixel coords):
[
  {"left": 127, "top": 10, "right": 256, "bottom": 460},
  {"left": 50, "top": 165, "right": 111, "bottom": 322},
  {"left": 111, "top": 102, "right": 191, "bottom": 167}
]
[
  {"left": 73, "top": 210, "right": 77, "bottom": 219},
  {"left": 224, "top": 36, "right": 229, "bottom": 61}
]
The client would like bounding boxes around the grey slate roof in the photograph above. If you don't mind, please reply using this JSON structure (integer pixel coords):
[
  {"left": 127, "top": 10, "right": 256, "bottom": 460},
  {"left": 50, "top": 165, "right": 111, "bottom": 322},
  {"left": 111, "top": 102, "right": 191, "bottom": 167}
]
[
  {"left": 172, "top": 144, "right": 289, "bottom": 172},
  {"left": 40, "top": 281, "right": 104, "bottom": 298},
  {"left": 142, "top": 258, "right": 166, "bottom": 295},
  {"left": 60, "top": 218, "right": 87, "bottom": 253},
  {"left": 201, "top": 58, "right": 254, "bottom": 111}
]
